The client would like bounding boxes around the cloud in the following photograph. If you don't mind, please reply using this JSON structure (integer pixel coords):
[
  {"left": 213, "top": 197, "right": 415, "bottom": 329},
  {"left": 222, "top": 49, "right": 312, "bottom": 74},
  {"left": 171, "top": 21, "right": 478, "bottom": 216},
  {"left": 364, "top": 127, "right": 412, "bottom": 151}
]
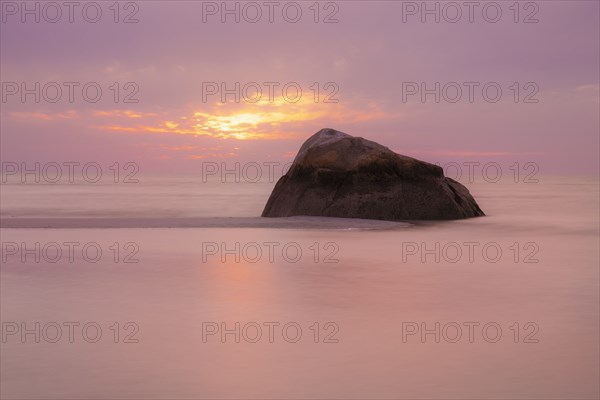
[
  {"left": 92, "top": 110, "right": 159, "bottom": 119},
  {"left": 10, "top": 110, "right": 79, "bottom": 121},
  {"left": 575, "top": 84, "right": 600, "bottom": 93},
  {"left": 91, "top": 96, "right": 395, "bottom": 140}
]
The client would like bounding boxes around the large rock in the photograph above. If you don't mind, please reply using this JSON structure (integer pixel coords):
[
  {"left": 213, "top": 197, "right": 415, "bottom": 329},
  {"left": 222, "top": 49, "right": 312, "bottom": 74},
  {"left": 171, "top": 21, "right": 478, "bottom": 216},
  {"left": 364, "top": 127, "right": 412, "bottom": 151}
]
[{"left": 262, "top": 128, "right": 484, "bottom": 220}]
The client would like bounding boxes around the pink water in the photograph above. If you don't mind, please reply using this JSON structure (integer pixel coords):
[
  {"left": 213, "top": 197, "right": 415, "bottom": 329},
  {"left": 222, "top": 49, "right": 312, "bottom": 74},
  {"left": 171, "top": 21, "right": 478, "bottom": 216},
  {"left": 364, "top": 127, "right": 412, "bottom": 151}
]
[{"left": 1, "top": 177, "right": 598, "bottom": 399}]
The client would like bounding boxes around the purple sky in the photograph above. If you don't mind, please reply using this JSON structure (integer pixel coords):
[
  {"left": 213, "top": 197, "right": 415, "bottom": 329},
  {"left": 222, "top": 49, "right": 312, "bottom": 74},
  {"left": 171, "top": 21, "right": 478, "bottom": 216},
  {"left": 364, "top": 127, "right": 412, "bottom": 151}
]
[{"left": 1, "top": 1, "right": 598, "bottom": 175}]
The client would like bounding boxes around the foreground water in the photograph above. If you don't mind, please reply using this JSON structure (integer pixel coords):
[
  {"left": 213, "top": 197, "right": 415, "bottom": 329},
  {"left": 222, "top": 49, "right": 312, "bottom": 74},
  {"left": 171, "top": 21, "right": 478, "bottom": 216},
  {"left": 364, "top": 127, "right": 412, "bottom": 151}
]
[{"left": 1, "top": 176, "right": 598, "bottom": 399}]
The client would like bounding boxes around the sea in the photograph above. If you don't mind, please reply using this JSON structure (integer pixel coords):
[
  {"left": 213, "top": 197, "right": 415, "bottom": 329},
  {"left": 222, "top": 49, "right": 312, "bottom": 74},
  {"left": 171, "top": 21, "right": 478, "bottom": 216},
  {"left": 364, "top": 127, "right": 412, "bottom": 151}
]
[{"left": 0, "top": 175, "right": 598, "bottom": 399}]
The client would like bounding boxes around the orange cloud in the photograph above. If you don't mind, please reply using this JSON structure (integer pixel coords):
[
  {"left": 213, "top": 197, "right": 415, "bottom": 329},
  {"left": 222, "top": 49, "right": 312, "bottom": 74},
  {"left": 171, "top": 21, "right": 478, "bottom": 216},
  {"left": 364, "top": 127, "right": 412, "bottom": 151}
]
[
  {"left": 92, "top": 96, "right": 394, "bottom": 140},
  {"left": 93, "top": 110, "right": 159, "bottom": 118},
  {"left": 185, "top": 153, "right": 238, "bottom": 160},
  {"left": 6, "top": 98, "right": 396, "bottom": 144},
  {"left": 10, "top": 110, "right": 79, "bottom": 120}
]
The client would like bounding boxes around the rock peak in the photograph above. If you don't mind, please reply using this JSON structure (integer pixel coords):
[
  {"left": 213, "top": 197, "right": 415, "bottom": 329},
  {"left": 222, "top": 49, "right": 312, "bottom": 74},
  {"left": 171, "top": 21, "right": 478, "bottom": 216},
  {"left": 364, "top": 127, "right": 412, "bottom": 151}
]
[
  {"left": 294, "top": 128, "right": 350, "bottom": 163},
  {"left": 314, "top": 128, "right": 349, "bottom": 138}
]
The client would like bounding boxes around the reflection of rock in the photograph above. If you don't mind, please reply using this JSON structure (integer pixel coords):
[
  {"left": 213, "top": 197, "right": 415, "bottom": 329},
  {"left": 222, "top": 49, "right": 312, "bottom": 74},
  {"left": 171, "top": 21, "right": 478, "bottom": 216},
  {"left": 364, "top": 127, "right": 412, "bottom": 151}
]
[{"left": 262, "top": 128, "right": 485, "bottom": 220}]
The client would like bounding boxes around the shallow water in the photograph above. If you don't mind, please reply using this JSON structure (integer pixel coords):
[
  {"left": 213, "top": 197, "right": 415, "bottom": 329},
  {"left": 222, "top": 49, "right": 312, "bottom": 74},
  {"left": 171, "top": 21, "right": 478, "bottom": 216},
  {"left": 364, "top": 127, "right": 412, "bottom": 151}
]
[{"left": 1, "top": 176, "right": 598, "bottom": 399}]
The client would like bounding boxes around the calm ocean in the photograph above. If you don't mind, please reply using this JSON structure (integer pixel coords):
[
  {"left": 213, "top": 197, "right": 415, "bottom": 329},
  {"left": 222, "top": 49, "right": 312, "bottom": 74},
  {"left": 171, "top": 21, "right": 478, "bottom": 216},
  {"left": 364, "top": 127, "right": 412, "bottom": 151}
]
[{"left": 1, "top": 175, "right": 598, "bottom": 399}]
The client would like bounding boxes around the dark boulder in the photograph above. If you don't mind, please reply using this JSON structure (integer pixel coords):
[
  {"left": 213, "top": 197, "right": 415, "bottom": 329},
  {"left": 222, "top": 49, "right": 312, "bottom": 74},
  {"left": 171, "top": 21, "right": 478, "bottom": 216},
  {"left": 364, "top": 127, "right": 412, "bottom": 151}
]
[{"left": 262, "top": 128, "right": 484, "bottom": 220}]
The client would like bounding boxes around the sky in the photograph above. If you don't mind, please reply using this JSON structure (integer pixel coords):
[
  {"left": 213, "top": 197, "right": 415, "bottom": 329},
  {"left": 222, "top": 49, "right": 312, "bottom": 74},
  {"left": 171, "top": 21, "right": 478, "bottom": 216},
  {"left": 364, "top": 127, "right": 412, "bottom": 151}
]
[{"left": 1, "top": 0, "right": 599, "bottom": 175}]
